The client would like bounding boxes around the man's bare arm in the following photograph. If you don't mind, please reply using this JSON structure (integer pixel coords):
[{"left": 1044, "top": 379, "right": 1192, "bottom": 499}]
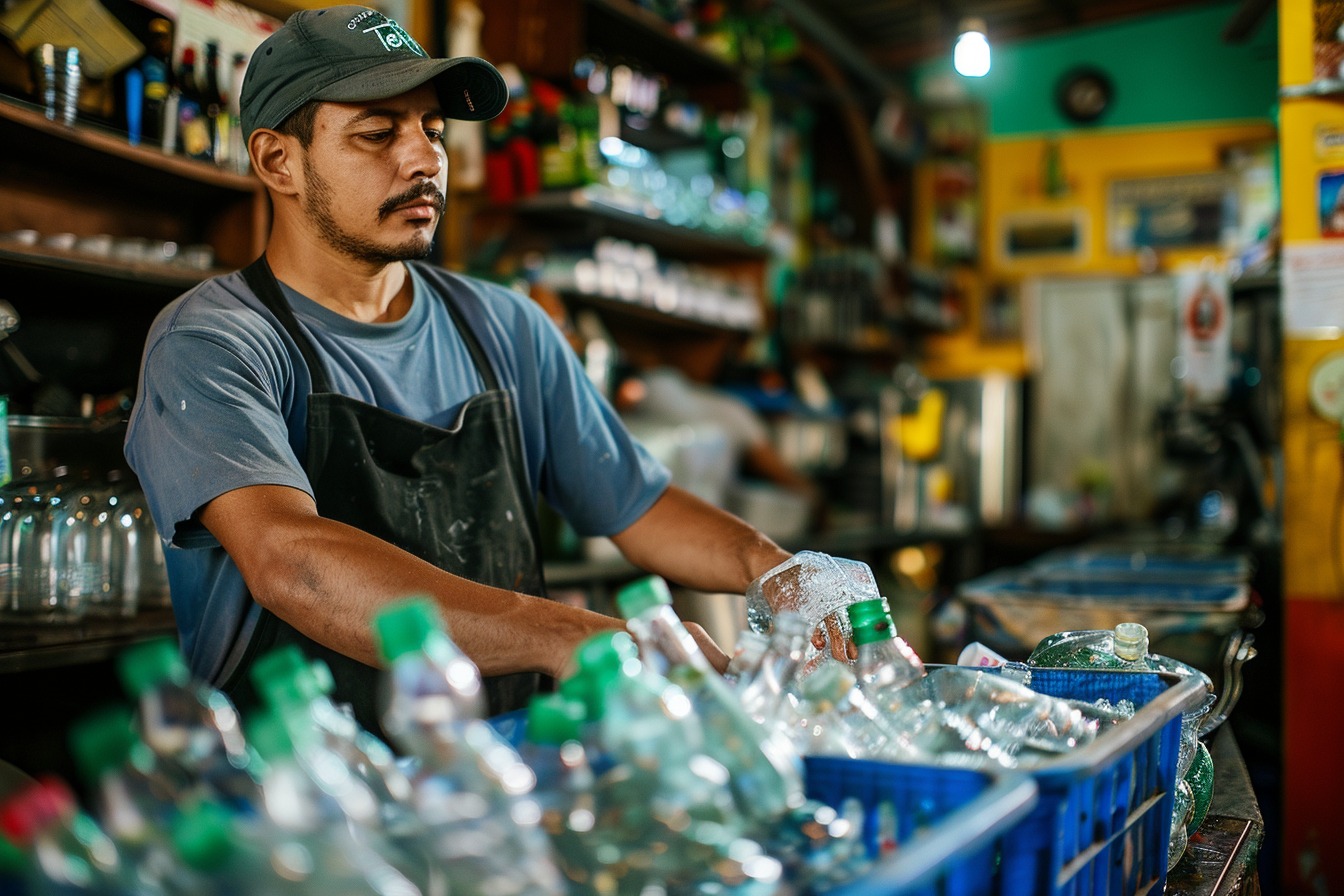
[{"left": 199, "top": 484, "right": 624, "bottom": 679}]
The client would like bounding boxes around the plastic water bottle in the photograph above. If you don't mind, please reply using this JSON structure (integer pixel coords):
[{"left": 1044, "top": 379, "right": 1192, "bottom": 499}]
[
  {"left": 1028, "top": 622, "right": 1214, "bottom": 867},
  {"left": 616, "top": 576, "right": 806, "bottom": 836},
  {"left": 115, "top": 637, "right": 261, "bottom": 811},
  {"left": 735, "top": 611, "right": 810, "bottom": 726},
  {"left": 516, "top": 693, "right": 611, "bottom": 896},
  {"left": 372, "top": 597, "right": 566, "bottom": 896},
  {"left": 724, "top": 628, "right": 769, "bottom": 686},
  {"left": 578, "top": 630, "right": 783, "bottom": 895},
  {"left": 68, "top": 704, "right": 209, "bottom": 895},
  {"left": 249, "top": 647, "right": 438, "bottom": 895},
  {"left": 794, "top": 662, "right": 917, "bottom": 760},
  {"left": 847, "top": 598, "right": 925, "bottom": 706},
  {"left": 171, "top": 707, "right": 424, "bottom": 896},
  {"left": 0, "top": 776, "right": 137, "bottom": 895},
  {"left": 745, "top": 552, "right": 881, "bottom": 662}
]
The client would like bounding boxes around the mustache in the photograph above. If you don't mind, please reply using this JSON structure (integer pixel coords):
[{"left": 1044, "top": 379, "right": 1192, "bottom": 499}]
[{"left": 379, "top": 182, "right": 446, "bottom": 220}]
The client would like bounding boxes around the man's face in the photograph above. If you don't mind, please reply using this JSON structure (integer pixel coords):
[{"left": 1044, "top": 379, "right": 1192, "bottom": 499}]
[{"left": 298, "top": 84, "right": 449, "bottom": 265}]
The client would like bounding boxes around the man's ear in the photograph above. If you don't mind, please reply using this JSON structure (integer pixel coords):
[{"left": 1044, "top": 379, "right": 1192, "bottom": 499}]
[{"left": 249, "top": 129, "right": 300, "bottom": 197}]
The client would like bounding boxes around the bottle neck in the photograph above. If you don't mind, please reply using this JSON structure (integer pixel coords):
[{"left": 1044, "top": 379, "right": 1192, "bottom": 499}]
[{"left": 625, "top": 605, "right": 711, "bottom": 675}]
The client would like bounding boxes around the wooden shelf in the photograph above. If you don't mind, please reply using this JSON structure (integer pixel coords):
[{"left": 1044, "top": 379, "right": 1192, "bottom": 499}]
[
  {"left": 0, "top": 97, "right": 258, "bottom": 195},
  {"left": 1280, "top": 79, "right": 1344, "bottom": 99},
  {"left": 560, "top": 289, "right": 759, "bottom": 335},
  {"left": 0, "top": 243, "right": 225, "bottom": 292},
  {"left": 513, "top": 189, "right": 769, "bottom": 262},
  {"left": 584, "top": 0, "right": 742, "bottom": 83}
]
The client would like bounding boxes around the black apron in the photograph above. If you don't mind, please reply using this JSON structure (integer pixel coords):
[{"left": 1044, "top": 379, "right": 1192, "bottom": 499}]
[{"left": 219, "top": 256, "right": 548, "bottom": 736}]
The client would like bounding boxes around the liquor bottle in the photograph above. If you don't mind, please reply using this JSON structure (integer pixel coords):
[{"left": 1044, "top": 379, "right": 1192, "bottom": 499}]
[
  {"left": 616, "top": 576, "right": 806, "bottom": 837},
  {"left": 202, "top": 42, "right": 227, "bottom": 167},
  {"left": 372, "top": 597, "right": 567, "bottom": 896},
  {"left": 137, "top": 18, "right": 173, "bottom": 149},
  {"left": 175, "top": 47, "right": 211, "bottom": 161}
]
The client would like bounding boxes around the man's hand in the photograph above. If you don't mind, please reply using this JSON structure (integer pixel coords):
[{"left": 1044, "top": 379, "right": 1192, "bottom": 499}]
[{"left": 684, "top": 620, "right": 731, "bottom": 673}]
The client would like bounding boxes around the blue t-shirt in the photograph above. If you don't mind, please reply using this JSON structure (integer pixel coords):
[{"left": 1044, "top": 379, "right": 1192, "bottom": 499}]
[{"left": 125, "top": 262, "right": 671, "bottom": 684}]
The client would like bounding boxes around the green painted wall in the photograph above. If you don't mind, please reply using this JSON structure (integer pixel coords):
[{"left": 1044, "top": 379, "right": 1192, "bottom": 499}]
[{"left": 914, "top": 1, "right": 1278, "bottom": 136}]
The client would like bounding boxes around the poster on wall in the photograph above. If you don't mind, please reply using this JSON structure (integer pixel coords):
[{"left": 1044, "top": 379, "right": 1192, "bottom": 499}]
[
  {"left": 1175, "top": 267, "right": 1230, "bottom": 402},
  {"left": 1107, "top": 172, "right": 1231, "bottom": 254},
  {"left": 1000, "top": 210, "right": 1087, "bottom": 261},
  {"left": 1284, "top": 241, "right": 1344, "bottom": 334},
  {"left": 1319, "top": 169, "right": 1344, "bottom": 237}
]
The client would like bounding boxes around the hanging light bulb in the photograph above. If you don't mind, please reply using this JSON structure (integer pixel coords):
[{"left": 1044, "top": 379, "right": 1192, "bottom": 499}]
[{"left": 954, "top": 17, "right": 990, "bottom": 78}]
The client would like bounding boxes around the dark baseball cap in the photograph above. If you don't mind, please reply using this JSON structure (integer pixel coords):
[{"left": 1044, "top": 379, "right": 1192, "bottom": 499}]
[{"left": 240, "top": 5, "right": 508, "bottom": 139}]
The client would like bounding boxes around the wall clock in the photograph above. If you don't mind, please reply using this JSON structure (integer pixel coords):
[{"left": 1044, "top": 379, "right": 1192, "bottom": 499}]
[{"left": 1056, "top": 67, "right": 1113, "bottom": 124}]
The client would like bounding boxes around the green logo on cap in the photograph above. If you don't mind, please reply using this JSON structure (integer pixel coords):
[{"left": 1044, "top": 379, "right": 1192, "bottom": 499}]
[{"left": 345, "top": 10, "right": 426, "bottom": 57}]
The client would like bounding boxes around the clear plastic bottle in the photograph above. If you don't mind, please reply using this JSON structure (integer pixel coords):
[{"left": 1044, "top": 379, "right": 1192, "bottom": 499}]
[
  {"left": 847, "top": 598, "right": 925, "bottom": 706},
  {"left": 795, "top": 662, "right": 918, "bottom": 761},
  {"left": 516, "top": 693, "right": 609, "bottom": 896},
  {"left": 578, "top": 630, "right": 783, "bottom": 895},
  {"left": 616, "top": 576, "right": 806, "bottom": 835},
  {"left": 115, "top": 637, "right": 261, "bottom": 811},
  {"left": 0, "top": 776, "right": 137, "bottom": 895},
  {"left": 249, "top": 646, "right": 436, "bottom": 895},
  {"left": 736, "top": 611, "right": 810, "bottom": 727},
  {"left": 172, "top": 708, "right": 423, "bottom": 896},
  {"left": 372, "top": 597, "right": 566, "bottom": 896},
  {"left": 68, "top": 704, "right": 207, "bottom": 895},
  {"left": 744, "top": 551, "right": 880, "bottom": 662}
]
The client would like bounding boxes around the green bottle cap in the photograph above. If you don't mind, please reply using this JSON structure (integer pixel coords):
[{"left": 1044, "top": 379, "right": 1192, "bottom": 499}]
[
  {"left": 851, "top": 613, "right": 896, "bottom": 646},
  {"left": 0, "top": 829, "right": 25, "bottom": 872},
  {"left": 68, "top": 704, "right": 137, "bottom": 783},
  {"left": 615, "top": 576, "right": 672, "bottom": 620},
  {"left": 845, "top": 598, "right": 890, "bottom": 630},
  {"left": 526, "top": 693, "right": 585, "bottom": 745},
  {"left": 244, "top": 706, "right": 294, "bottom": 761},
  {"left": 373, "top": 597, "right": 446, "bottom": 663},
  {"left": 116, "top": 637, "right": 188, "bottom": 698},
  {"left": 574, "top": 630, "right": 638, "bottom": 673},
  {"left": 170, "top": 799, "right": 235, "bottom": 871},
  {"left": 250, "top": 646, "right": 334, "bottom": 708}
]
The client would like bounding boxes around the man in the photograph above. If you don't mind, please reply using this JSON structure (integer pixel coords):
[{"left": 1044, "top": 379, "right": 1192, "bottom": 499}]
[{"left": 125, "top": 5, "right": 794, "bottom": 734}]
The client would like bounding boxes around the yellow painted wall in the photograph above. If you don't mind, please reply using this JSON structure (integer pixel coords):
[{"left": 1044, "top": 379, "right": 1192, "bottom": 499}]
[
  {"left": 916, "top": 121, "right": 1275, "bottom": 379},
  {"left": 1279, "top": 2, "right": 1344, "bottom": 890}
]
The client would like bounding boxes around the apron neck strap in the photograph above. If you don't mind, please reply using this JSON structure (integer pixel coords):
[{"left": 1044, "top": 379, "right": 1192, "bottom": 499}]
[{"left": 240, "top": 256, "right": 503, "bottom": 394}]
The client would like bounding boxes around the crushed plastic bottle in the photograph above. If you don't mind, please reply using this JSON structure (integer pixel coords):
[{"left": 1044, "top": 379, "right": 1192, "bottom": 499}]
[
  {"left": 372, "top": 597, "right": 566, "bottom": 896},
  {"left": 745, "top": 551, "right": 880, "bottom": 662}
]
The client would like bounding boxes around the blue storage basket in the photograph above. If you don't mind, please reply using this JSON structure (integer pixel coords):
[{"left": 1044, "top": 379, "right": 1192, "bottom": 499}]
[
  {"left": 805, "top": 759, "right": 1036, "bottom": 896},
  {"left": 804, "top": 669, "right": 1204, "bottom": 896},
  {"left": 999, "top": 668, "right": 1208, "bottom": 896}
]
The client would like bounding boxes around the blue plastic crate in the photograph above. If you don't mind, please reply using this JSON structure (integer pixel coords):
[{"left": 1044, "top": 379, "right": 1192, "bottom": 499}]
[
  {"left": 805, "top": 759, "right": 1036, "bottom": 896},
  {"left": 999, "top": 668, "right": 1208, "bottom": 896},
  {"left": 804, "top": 669, "right": 1205, "bottom": 896},
  {"left": 1026, "top": 549, "right": 1251, "bottom": 585}
]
